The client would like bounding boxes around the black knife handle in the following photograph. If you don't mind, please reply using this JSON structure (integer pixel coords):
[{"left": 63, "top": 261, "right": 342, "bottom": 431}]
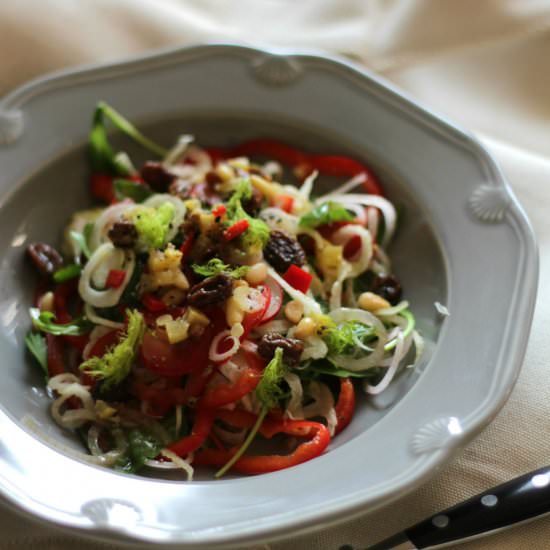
[{"left": 406, "top": 465, "right": 550, "bottom": 548}]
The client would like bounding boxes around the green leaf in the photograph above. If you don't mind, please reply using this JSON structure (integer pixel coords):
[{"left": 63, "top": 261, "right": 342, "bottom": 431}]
[
  {"left": 70, "top": 230, "right": 92, "bottom": 260},
  {"left": 129, "top": 202, "right": 175, "bottom": 249},
  {"left": 256, "top": 347, "right": 287, "bottom": 409},
  {"left": 298, "top": 201, "right": 354, "bottom": 228},
  {"left": 89, "top": 101, "right": 167, "bottom": 177},
  {"left": 225, "top": 179, "right": 270, "bottom": 249},
  {"left": 305, "top": 359, "right": 380, "bottom": 379},
  {"left": 53, "top": 263, "right": 82, "bottom": 283},
  {"left": 118, "top": 255, "right": 145, "bottom": 308},
  {"left": 192, "top": 258, "right": 249, "bottom": 279},
  {"left": 322, "top": 321, "right": 376, "bottom": 356},
  {"left": 97, "top": 102, "right": 168, "bottom": 158},
  {"left": 114, "top": 179, "right": 153, "bottom": 203},
  {"left": 216, "top": 347, "right": 288, "bottom": 478},
  {"left": 80, "top": 309, "right": 145, "bottom": 390},
  {"left": 24, "top": 332, "right": 48, "bottom": 380},
  {"left": 115, "top": 429, "right": 162, "bottom": 474},
  {"left": 30, "top": 308, "right": 93, "bottom": 336},
  {"left": 83, "top": 223, "right": 95, "bottom": 249}
]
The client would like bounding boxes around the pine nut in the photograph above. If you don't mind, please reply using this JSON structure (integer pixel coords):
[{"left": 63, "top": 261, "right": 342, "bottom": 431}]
[
  {"left": 358, "top": 291, "right": 391, "bottom": 312},
  {"left": 245, "top": 262, "right": 268, "bottom": 285},
  {"left": 294, "top": 317, "right": 316, "bottom": 339},
  {"left": 284, "top": 300, "right": 304, "bottom": 324}
]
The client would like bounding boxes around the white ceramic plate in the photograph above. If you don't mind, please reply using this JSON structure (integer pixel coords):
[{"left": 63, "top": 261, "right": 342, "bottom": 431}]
[{"left": 0, "top": 44, "right": 537, "bottom": 548}]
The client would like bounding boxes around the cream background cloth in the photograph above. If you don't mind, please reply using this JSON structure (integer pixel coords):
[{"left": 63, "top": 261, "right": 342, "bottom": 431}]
[{"left": 1, "top": 1, "right": 550, "bottom": 548}]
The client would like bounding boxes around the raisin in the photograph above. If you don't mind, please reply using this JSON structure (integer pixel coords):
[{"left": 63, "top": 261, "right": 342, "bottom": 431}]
[
  {"left": 108, "top": 222, "right": 138, "bottom": 248},
  {"left": 187, "top": 273, "right": 232, "bottom": 308},
  {"left": 140, "top": 161, "right": 175, "bottom": 192},
  {"left": 205, "top": 170, "right": 222, "bottom": 185},
  {"left": 258, "top": 333, "right": 304, "bottom": 367},
  {"left": 264, "top": 231, "right": 306, "bottom": 273},
  {"left": 26, "top": 243, "right": 63, "bottom": 276},
  {"left": 371, "top": 274, "right": 402, "bottom": 305}
]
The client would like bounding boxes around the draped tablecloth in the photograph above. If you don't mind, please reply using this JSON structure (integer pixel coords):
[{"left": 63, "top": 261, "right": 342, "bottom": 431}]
[{"left": 1, "top": 1, "right": 550, "bottom": 548}]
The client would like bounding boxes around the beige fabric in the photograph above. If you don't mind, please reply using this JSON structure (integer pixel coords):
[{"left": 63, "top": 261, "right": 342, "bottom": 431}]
[{"left": 1, "top": 1, "right": 550, "bottom": 548}]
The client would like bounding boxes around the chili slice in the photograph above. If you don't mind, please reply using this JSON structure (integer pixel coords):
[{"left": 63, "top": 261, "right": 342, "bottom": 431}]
[{"left": 334, "top": 378, "right": 355, "bottom": 435}]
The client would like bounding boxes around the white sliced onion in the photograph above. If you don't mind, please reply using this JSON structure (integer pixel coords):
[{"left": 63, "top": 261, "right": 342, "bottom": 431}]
[
  {"left": 84, "top": 303, "right": 125, "bottom": 330},
  {"left": 332, "top": 225, "right": 373, "bottom": 276},
  {"left": 367, "top": 206, "right": 379, "bottom": 238},
  {"left": 298, "top": 170, "right": 318, "bottom": 201},
  {"left": 252, "top": 319, "right": 291, "bottom": 337},
  {"left": 284, "top": 372, "right": 304, "bottom": 420},
  {"left": 90, "top": 202, "right": 135, "bottom": 252},
  {"left": 158, "top": 449, "right": 194, "bottom": 480},
  {"left": 48, "top": 375, "right": 96, "bottom": 429},
  {"left": 376, "top": 300, "right": 410, "bottom": 317},
  {"left": 267, "top": 267, "right": 322, "bottom": 317},
  {"left": 320, "top": 194, "right": 396, "bottom": 247},
  {"left": 302, "top": 381, "right": 338, "bottom": 437},
  {"left": 79, "top": 242, "right": 135, "bottom": 308},
  {"left": 209, "top": 330, "right": 240, "bottom": 363},
  {"left": 327, "top": 308, "right": 387, "bottom": 371},
  {"left": 329, "top": 262, "right": 352, "bottom": 310},
  {"left": 213, "top": 423, "right": 247, "bottom": 447},
  {"left": 365, "top": 333, "right": 407, "bottom": 395},
  {"left": 162, "top": 134, "right": 194, "bottom": 165},
  {"left": 316, "top": 172, "right": 367, "bottom": 200},
  {"left": 260, "top": 208, "right": 299, "bottom": 235}
]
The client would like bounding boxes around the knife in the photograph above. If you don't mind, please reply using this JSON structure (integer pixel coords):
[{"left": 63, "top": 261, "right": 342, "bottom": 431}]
[{"left": 366, "top": 465, "right": 550, "bottom": 549}]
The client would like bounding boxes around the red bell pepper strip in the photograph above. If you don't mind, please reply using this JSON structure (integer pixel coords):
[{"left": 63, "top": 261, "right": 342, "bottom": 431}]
[
  {"left": 194, "top": 418, "right": 331, "bottom": 474},
  {"left": 141, "top": 292, "right": 167, "bottom": 313},
  {"left": 334, "top": 378, "right": 355, "bottom": 435},
  {"left": 212, "top": 204, "right": 227, "bottom": 217},
  {"left": 168, "top": 406, "right": 216, "bottom": 456},
  {"left": 223, "top": 219, "right": 249, "bottom": 241},
  {"left": 282, "top": 265, "right": 313, "bottom": 294},
  {"left": 53, "top": 281, "right": 88, "bottom": 352},
  {"left": 199, "top": 351, "right": 264, "bottom": 409},
  {"left": 229, "top": 139, "right": 383, "bottom": 195},
  {"left": 91, "top": 173, "right": 115, "bottom": 203},
  {"left": 105, "top": 269, "right": 126, "bottom": 289},
  {"left": 46, "top": 334, "right": 66, "bottom": 377}
]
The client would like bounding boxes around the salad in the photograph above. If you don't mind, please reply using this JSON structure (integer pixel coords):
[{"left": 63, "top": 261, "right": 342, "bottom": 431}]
[{"left": 25, "top": 102, "right": 422, "bottom": 479}]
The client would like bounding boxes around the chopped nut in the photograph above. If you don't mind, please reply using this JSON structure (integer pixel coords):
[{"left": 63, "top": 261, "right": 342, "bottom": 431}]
[
  {"left": 284, "top": 300, "right": 304, "bottom": 324},
  {"left": 358, "top": 291, "right": 391, "bottom": 312},
  {"left": 215, "top": 163, "right": 235, "bottom": 182},
  {"left": 148, "top": 244, "right": 182, "bottom": 272}
]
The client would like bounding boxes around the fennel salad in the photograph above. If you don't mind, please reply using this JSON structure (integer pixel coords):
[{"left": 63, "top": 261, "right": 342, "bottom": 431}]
[{"left": 25, "top": 102, "right": 422, "bottom": 478}]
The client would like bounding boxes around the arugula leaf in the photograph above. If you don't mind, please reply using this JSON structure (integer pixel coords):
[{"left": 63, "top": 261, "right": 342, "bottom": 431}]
[
  {"left": 24, "top": 332, "right": 48, "bottom": 380},
  {"left": 299, "top": 201, "right": 354, "bottom": 228},
  {"left": 89, "top": 101, "right": 167, "bottom": 176},
  {"left": 70, "top": 230, "right": 92, "bottom": 260},
  {"left": 53, "top": 263, "right": 82, "bottom": 283},
  {"left": 114, "top": 179, "right": 153, "bottom": 203},
  {"left": 129, "top": 202, "right": 175, "bottom": 249},
  {"left": 79, "top": 309, "right": 144, "bottom": 390},
  {"left": 192, "top": 258, "right": 249, "bottom": 279},
  {"left": 256, "top": 347, "right": 287, "bottom": 409},
  {"left": 115, "top": 429, "right": 162, "bottom": 474},
  {"left": 30, "top": 308, "right": 93, "bottom": 336},
  {"left": 118, "top": 255, "right": 145, "bottom": 308},
  {"left": 323, "top": 321, "right": 375, "bottom": 356},
  {"left": 305, "top": 359, "right": 381, "bottom": 379},
  {"left": 215, "top": 347, "right": 287, "bottom": 478},
  {"left": 225, "top": 179, "right": 270, "bottom": 249}
]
